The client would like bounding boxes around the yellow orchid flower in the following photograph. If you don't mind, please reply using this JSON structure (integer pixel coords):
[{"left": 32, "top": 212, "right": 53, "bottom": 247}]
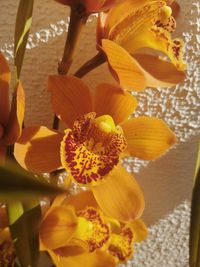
[
  {"left": 39, "top": 190, "right": 148, "bottom": 267},
  {"left": 54, "top": 0, "right": 124, "bottom": 14},
  {"left": 96, "top": 0, "right": 186, "bottom": 91},
  {"left": 14, "top": 76, "right": 176, "bottom": 221},
  {"left": 0, "top": 52, "right": 25, "bottom": 164}
]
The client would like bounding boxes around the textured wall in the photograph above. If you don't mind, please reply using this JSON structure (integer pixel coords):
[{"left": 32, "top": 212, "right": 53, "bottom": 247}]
[{"left": 0, "top": 0, "right": 199, "bottom": 266}]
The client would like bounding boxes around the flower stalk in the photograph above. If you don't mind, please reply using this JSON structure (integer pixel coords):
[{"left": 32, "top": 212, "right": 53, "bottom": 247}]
[
  {"left": 58, "top": 5, "right": 89, "bottom": 75},
  {"left": 74, "top": 52, "right": 106, "bottom": 78}
]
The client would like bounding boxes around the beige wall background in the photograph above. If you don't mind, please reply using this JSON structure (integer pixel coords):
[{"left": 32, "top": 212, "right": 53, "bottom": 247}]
[{"left": 0, "top": 0, "right": 199, "bottom": 266}]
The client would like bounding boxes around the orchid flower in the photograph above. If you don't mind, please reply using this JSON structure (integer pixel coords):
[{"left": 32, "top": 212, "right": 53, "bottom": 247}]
[
  {"left": 40, "top": 190, "right": 148, "bottom": 267},
  {"left": 96, "top": 0, "right": 186, "bottom": 91},
  {"left": 0, "top": 52, "right": 25, "bottom": 164},
  {"left": 14, "top": 76, "right": 176, "bottom": 221}
]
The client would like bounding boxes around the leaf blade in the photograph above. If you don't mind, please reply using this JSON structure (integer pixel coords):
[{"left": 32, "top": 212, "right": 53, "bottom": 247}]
[
  {"left": 0, "top": 160, "right": 67, "bottom": 201},
  {"left": 14, "top": 0, "right": 34, "bottom": 80},
  {"left": 8, "top": 202, "right": 42, "bottom": 267},
  {"left": 189, "top": 142, "right": 200, "bottom": 267}
]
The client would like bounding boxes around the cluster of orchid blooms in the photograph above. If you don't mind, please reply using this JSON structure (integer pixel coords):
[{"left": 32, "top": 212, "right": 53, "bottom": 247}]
[{"left": 0, "top": 0, "right": 186, "bottom": 266}]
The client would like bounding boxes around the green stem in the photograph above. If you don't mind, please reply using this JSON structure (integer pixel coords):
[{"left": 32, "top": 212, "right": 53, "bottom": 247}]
[
  {"left": 74, "top": 52, "right": 106, "bottom": 78},
  {"left": 190, "top": 166, "right": 200, "bottom": 267},
  {"left": 58, "top": 6, "right": 89, "bottom": 75}
]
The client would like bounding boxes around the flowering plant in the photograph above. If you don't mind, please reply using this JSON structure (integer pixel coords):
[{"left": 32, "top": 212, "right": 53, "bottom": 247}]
[{"left": 0, "top": 1, "right": 196, "bottom": 267}]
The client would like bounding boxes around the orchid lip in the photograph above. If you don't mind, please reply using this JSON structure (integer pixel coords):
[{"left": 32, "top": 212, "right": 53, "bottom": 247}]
[
  {"left": 60, "top": 113, "right": 127, "bottom": 186},
  {"left": 74, "top": 207, "right": 110, "bottom": 252}
]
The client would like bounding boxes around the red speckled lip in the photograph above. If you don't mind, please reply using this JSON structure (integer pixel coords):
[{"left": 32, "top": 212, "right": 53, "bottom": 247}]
[
  {"left": 60, "top": 113, "right": 127, "bottom": 186},
  {"left": 108, "top": 225, "right": 134, "bottom": 262},
  {"left": 77, "top": 207, "right": 110, "bottom": 252}
]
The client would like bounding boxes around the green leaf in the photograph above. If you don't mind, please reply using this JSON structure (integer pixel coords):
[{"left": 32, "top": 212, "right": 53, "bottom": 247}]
[
  {"left": 14, "top": 0, "right": 34, "bottom": 80},
  {"left": 0, "top": 160, "right": 67, "bottom": 201},
  {"left": 194, "top": 142, "right": 200, "bottom": 180},
  {"left": 2, "top": 159, "right": 63, "bottom": 267},
  {"left": 190, "top": 142, "right": 200, "bottom": 267},
  {"left": 7, "top": 201, "right": 24, "bottom": 224},
  {"left": 8, "top": 201, "right": 42, "bottom": 267}
]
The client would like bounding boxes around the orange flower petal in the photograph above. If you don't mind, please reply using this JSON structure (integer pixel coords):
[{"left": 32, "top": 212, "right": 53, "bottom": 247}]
[
  {"left": 92, "top": 164, "right": 145, "bottom": 222},
  {"left": 133, "top": 54, "right": 185, "bottom": 88},
  {"left": 130, "top": 219, "right": 148, "bottom": 242},
  {"left": 55, "top": 0, "right": 106, "bottom": 12},
  {"left": 0, "top": 52, "right": 10, "bottom": 127},
  {"left": 102, "top": 0, "right": 124, "bottom": 9},
  {"left": 4, "top": 81, "right": 25, "bottom": 145},
  {"left": 42, "top": 194, "right": 68, "bottom": 221},
  {"left": 48, "top": 248, "right": 115, "bottom": 267},
  {"left": 121, "top": 116, "right": 177, "bottom": 160},
  {"left": 63, "top": 191, "right": 98, "bottom": 211},
  {"left": 102, "top": 0, "right": 151, "bottom": 37},
  {"left": 14, "top": 126, "right": 63, "bottom": 173},
  {"left": 55, "top": 0, "right": 122, "bottom": 13},
  {"left": 84, "top": 0, "right": 105, "bottom": 13},
  {"left": 54, "top": 0, "right": 75, "bottom": 6},
  {"left": 101, "top": 39, "right": 146, "bottom": 91},
  {"left": 48, "top": 75, "right": 92, "bottom": 128},
  {"left": 40, "top": 205, "right": 78, "bottom": 250},
  {"left": 94, "top": 83, "right": 137, "bottom": 124},
  {"left": 85, "top": 0, "right": 124, "bottom": 13},
  {"left": 108, "top": 1, "right": 164, "bottom": 46}
]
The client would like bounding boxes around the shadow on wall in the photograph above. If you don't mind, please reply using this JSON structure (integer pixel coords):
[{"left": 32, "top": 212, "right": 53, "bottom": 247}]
[{"left": 137, "top": 134, "right": 198, "bottom": 226}]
